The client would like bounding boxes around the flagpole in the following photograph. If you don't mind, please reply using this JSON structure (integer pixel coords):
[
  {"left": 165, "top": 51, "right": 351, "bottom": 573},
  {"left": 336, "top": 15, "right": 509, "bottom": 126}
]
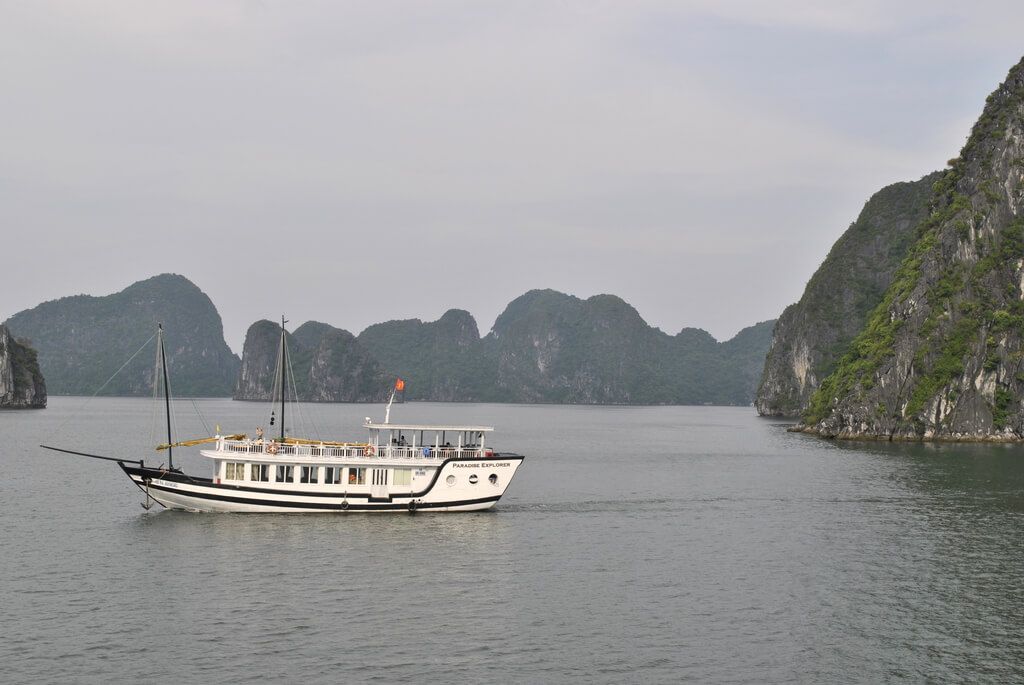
[{"left": 384, "top": 378, "right": 404, "bottom": 424}]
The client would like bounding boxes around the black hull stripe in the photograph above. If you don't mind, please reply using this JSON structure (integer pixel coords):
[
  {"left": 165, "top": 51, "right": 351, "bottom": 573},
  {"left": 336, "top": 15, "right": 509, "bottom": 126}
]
[
  {"left": 144, "top": 481, "right": 501, "bottom": 511},
  {"left": 122, "top": 456, "right": 524, "bottom": 501}
]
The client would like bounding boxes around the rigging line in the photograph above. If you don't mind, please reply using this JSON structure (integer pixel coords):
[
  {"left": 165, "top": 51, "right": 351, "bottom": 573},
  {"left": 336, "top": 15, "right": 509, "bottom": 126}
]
[
  {"left": 271, "top": 333, "right": 285, "bottom": 433},
  {"left": 287, "top": 335, "right": 320, "bottom": 441},
  {"left": 149, "top": 331, "right": 161, "bottom": 450},
  {"left": 283, "top": 335, "right": 298, "bottom": 436},
  {"left": 45, "top": 331, "right": 159, "bottom": 444},
  {"left": 267, "top": 339, "right": 280, "bottom": 430},
  {"left": 283, "top": 334, "right": 309, "bottom": 440},
  {"left": 165, "top": 357, "right": 182, "bottom": 454},
  {"left": 190, "top": 397, "right": 212, "bottom": 436},
  {"left": 297, "top": 361, "right": 322, "bottom": 442},
  {"left": 289, "top": 354, "right": 310, "bottom": 440},
  {"left": 284, "top": 335, "right": 301, "bottom": 438},
  {"left": 303, "top": 361, "right": 322, "bottom": 441}
]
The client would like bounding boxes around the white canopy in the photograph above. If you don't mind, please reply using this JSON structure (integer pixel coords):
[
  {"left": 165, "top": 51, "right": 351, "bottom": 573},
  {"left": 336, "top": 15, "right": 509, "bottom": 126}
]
[{"left": 364, "top": 422, "right": 493, "bottom": 432}]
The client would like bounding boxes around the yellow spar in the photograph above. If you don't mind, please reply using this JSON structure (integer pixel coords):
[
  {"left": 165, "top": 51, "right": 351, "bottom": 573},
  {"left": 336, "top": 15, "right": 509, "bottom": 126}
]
[{"left": 156, "top": 434, "right": 246, "bottom": 451}]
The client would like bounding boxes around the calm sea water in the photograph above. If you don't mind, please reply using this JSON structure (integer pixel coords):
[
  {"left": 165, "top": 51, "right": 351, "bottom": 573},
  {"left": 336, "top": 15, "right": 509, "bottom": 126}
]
[{"left": 2, "top": 397, "right": 1024, "bottom": 683}]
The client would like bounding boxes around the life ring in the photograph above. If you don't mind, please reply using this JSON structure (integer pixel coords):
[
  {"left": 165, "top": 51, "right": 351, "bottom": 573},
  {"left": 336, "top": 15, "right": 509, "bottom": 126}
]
[
  {"left": 363, "top": 444, "right": 376, "bottom": 457},
  {"left": 266, "top": 442, "right": 278, "bottom": 455}
]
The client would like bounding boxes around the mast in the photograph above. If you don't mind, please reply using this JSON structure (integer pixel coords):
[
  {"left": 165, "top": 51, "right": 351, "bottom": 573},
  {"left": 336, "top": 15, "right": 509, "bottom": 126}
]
[
  {"left": 279, "top": 315, "right": 287, "bottom": 443},
  {"left": 158, "top": 323, "right": 174, "bottom": 470}
]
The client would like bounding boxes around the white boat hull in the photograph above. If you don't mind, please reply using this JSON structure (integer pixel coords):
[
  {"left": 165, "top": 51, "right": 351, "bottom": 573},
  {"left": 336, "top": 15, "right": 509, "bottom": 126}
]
[{"left": 122, "top": 457, "right": 524, "bottom": 513}]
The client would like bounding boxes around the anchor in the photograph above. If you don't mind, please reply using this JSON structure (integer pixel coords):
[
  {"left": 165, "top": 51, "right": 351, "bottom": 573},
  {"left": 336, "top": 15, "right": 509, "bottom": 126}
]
[{"left": 140, "top": 478, "right": 155, "bottom": 511}]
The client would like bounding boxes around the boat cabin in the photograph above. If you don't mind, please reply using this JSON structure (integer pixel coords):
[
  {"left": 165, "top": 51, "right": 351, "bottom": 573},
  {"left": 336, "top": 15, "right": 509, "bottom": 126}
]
[
  {"left": 364, "top": 421, "right": 493, "bottom": 459},
  {"left": 206, "top": 422, "right": 498, "bottom": 492}
]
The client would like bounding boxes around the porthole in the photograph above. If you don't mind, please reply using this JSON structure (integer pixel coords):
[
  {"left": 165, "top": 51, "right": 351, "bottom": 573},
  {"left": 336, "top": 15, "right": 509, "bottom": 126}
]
[
  {"left": 446, "top": 475, "right": 456, "bottom": 486},
  {"left": 489, "top": 474, "right": 498, "bottom": 486},
  {"left": 468, "top": 474, "right": 479, "bottom": 485}
]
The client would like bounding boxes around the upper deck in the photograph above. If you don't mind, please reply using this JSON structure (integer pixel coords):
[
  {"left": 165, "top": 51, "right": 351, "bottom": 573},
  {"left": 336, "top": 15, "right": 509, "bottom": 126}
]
[{"left": 205, "top": 422, "right": 502, "bottom": 465}]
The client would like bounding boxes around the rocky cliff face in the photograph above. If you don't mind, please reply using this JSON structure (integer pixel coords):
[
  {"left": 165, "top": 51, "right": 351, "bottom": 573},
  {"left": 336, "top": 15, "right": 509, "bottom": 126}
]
[
  {"left": 234, "top": 320, "right": 390, "bottom": 402},
  {"left": 756, "top": 173, "right": 939, "bottom": 416},
  {"left": 234, "top": 320, "right": 284, "bottom": 401},
  {"left": 0, "top": 325, "right": 46, "bottom": 408},
  {"left": 803, "top": 56, "right": 1024, "bottom": 440},
  {"left": 5, "top": 274, "right": 239, "bottom": 396}
]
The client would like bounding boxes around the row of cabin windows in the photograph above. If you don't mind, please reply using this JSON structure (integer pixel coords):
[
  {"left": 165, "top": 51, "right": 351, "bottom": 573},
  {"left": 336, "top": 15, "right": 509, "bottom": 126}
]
[{"left": 223, "top": 463, "right": 412, "bottom": 486}]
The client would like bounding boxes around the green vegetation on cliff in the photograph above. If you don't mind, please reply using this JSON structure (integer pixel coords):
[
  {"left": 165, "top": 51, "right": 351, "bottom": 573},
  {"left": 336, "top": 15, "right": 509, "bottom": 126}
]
[{"left": 804, "top": 55, "right": 1024, "bottom": 440}]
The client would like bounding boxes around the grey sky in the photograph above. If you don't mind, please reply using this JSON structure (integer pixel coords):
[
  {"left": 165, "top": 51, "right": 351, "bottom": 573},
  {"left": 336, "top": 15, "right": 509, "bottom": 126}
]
[{"left": 3, "top": 2, "right": 1023, "bottom": 353}]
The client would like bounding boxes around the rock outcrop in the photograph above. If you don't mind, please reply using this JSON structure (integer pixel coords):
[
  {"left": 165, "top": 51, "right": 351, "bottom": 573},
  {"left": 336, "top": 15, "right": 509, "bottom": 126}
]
[
  {"left": 803, "top": 56, "right": 1024, "bottom": 441},
  {"left": 756, "top": 173, "right": 939, "bottom": 416},
  {"left": 233, "top": 320, "right": 285, "bottom": 401},
  {"left": 0, "top": 325, "right": 46, "bottom": 408},
  {"left": 234, "top": 320, "right": 390, "bottom": 402},
  {"left": 4, "top": 274, "right": 240, "bottom": 397}
]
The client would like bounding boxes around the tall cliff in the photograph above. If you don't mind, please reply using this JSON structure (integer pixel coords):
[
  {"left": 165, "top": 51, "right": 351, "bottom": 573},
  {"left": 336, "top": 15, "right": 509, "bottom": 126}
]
[
  {"left": 0, "top": 325, "right": 46, "bottom": 408},
  {"left": 756, "top": 173, "right": 939, "bottom": 416},
  {"left": 4, "top": 274, "right": 240, "bottom": 397},
  {"left": 803, "top": 56, "right": 1024, "bottom": 440},
  {"left": 234, "top": 320, "right": 390, "bottom": 402}
]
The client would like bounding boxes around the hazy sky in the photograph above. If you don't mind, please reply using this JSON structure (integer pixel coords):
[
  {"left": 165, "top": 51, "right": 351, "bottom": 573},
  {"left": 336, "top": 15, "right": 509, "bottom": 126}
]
[{"left": 3, "top": 2, "right": 1024, "bottom": 353}]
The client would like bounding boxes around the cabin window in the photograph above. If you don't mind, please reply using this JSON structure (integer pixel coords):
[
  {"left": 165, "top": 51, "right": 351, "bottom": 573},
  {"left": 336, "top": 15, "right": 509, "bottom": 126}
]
[
  {"left": 324, "top": 467, "right": 342, "bottom": 484},
  {"left": 300, "top": 466, "right": 319, "bottom": 484},
  {"left": 393, "top": 469, "right": 412, "bottom": 486},
  {"left": 489, "top": 474, "right": 498, "bottom": 485},
  {"left": 224, "top": 462, "right": 245, "bottom": 480},
  {"left": 349, "top": 468, "right": 366, "bottom": 485},
  {"left": 250, "top": 464, "right": 270, "bottom": 482},
  {"left": 276, "top": 465, "right": 294, "bottom": 483}
]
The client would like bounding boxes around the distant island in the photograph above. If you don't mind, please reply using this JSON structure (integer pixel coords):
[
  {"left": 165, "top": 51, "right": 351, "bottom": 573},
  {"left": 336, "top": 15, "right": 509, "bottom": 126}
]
[
  {"left": 5, "top": 274, "right": 240, "bottom": 398},
  {"left": 235, "top": 289, "right": 775, "bottom": 405},
  {"left": 4, "top": 276, "right": 774, "bottom": 406}
]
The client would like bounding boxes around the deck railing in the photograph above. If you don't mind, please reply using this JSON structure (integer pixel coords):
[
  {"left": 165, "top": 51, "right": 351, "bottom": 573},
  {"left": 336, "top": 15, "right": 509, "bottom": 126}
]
[{"left": 219, "top": 439, "right": 489, "bottom": 460}]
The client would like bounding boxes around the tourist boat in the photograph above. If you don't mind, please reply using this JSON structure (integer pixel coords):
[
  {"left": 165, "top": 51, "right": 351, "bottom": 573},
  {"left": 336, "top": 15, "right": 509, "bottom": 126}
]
[{"left": 43, "top": 320, "right": 524, "bottom": 513}]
